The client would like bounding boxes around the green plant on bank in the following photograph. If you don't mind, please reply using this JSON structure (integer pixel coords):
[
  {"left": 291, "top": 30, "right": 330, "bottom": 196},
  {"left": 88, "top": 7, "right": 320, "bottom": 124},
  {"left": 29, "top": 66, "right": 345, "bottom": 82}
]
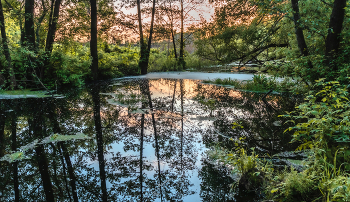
[
  {"left": 203, "top": 75, "right": 306, "bottom": 93},
  {"left": 267, "top": 79, "right": 350, "bottom": 201},
  {"left": 283, "top": 79, "right": 350, "bottom": 169},
  {"left": 208, "top": 79, "right": 350, "bottom": 201}
]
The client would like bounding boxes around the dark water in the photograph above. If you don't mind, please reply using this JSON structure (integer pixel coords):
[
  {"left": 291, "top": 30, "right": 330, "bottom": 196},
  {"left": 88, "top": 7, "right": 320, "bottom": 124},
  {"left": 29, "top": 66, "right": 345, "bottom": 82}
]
[{"left": 0, "top": 78, "right": 298, "bottom": 201}]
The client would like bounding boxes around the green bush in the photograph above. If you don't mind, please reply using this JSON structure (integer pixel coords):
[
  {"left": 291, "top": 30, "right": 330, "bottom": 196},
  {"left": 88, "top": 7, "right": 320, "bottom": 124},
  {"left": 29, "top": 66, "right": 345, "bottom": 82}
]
[
  {"left": 283, "top": 79, "right": 350, "bottom": 170},
  {"left": 49, "top": 43, "right": 91, "bottom": 87},
  {"left": 185, "top": 54, "right": 218, "bottom": 70},
  {"left": 148, "top": 50, "right": 177, "bottom": 72}
]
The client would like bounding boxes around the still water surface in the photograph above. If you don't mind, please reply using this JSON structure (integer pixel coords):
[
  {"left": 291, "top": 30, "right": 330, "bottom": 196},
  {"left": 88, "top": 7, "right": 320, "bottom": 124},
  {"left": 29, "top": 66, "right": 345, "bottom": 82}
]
[{"left": 0, "top": 77, "right": 297, "bottom": 201}]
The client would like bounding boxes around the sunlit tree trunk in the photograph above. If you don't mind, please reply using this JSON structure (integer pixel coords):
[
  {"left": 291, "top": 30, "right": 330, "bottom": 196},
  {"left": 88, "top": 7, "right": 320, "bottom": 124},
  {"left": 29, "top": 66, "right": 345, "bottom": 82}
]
[
  {"left": 90, "top": 0, "right": 99, "bottom": 80},
  {"left": 0, "top": 0, "right": 16, "bottom": 89}
]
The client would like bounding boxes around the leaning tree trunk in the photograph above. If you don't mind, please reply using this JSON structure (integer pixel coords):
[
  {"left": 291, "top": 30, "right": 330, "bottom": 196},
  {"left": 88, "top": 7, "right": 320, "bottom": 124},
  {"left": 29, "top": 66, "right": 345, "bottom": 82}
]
[
  {"left": 90, "top": 0, "right": 99, "bottom": 80},
  {"left": 0, "top": 0, "right": 16, "bottom": 89}
]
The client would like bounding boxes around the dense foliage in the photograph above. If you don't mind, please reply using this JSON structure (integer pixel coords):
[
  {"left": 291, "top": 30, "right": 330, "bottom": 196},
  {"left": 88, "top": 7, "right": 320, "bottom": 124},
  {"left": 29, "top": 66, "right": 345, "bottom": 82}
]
[{"left": 194, "top": 0, "right": 350, "bottom": 83}]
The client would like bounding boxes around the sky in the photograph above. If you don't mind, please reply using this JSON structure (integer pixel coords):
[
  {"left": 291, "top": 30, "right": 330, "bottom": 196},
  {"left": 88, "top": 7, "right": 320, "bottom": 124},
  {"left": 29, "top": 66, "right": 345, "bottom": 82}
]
[{"left": 113, "top": 0, "right": 215, "bottom": 42}]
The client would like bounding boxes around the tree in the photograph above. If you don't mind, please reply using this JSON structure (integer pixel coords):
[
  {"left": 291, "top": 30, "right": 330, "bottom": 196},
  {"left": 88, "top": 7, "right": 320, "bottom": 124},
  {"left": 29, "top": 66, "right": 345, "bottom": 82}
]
[
  {"left": 24, "top": 0, "right": 35, "bottom": 50},
  {"left": 324, "top": 0, "right": 347, "bottom": 73},
  {"left": 178, "top": 0, "right": 185, "bottom": 69},
  {"left": 137, "top": 0, "right": 157, "bottom": 75},
  {"left": 194, "top": 0, "right": 286, "bottom": 65},
  {"left": 194, "top": 0, "right": 349, "bottom": 82},
  {"left": 42, "top": 0, "right": 62, "bottom": 79},
  {"left": 0, "top": 0, "right": 16, "bottom": 89},
  {"left": 90, "top": 0, "right": 98, "bottom": 80}
]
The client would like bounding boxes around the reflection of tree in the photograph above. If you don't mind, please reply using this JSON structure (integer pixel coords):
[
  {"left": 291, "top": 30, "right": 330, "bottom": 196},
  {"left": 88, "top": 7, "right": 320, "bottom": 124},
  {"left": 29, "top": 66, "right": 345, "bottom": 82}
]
[
  {"left": 11, "top": 112, "right": 19, "bottom": 202},
  {"left": 0, "top": 78, "right": 298, "bottom": 201},
  {"left": 194, "top": 83, "right": 299, "bottom": 155},
  {"left": 199, "top": 161, "right": 234, "bottom": 202},
  {"left": 30, "top": 103, "right": 55, "bottom": 201},
  {"left": 91, "top": 86, "right": 108, "bottom": 202},
  {"left": 140, "top": 79, "right": 163, "bottom": 200}
]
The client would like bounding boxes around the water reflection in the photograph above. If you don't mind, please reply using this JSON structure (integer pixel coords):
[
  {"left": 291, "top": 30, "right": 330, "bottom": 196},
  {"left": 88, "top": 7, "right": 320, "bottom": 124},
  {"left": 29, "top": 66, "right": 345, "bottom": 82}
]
[{"left": 0, "top": 78, "right": 298, "bottom": 201}]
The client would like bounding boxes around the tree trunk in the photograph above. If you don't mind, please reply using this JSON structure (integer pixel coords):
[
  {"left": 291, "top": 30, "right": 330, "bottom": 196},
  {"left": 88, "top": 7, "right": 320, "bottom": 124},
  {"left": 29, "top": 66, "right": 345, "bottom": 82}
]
[
  {"left": 90, "top": 0, "right": 99, "bottom": 80},
  {"left": 137, "top": 0, "right": 147, "bottom": 74},
  {"left": 138, "top": 0, "right": 156, "bottom": 75},
  {"left": 179, "top": 0, "right": 185, "bottom": 69},
  {"left": 42, "top": 0, "right": 62, "bottom": 79},
  {"left": 291, "top": 0, "right": 314, "bottom": 79},
  {"left": 291, "top": 0, "right": 310, "bottom": 57},
  {"left": 145, "top": 0, "right": 156, "bottom": 66},
  {"left": 169, "top": 1, "right": 178, "bottom": 70},
  {"left": 325, "top": 0, "right": 346, "bottom": 71},
  {"left": 0, "top": 0, "right": 16, "bottom": 89},
  {"left": 46, "top": 0, "right": 61, "bottom": 53},
  {"left": 24, "top": 0, "right": 35, "bottom": 50}
]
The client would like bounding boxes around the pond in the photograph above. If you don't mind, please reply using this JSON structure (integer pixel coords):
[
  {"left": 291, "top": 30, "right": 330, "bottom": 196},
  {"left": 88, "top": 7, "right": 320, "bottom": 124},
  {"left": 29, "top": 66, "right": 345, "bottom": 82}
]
[{"left": 0, "top": 76, "right": 299, "bottom": 201}]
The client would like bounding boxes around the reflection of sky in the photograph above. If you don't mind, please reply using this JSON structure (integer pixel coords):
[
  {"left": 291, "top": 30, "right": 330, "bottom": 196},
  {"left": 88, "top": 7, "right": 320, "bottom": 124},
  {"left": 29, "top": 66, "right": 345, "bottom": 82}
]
[
  {"left": 0, "top": 75, "right": 297, "bottom": 201},
  {"left": 85, "top": 78, "right": 245, "bottom": 201}
]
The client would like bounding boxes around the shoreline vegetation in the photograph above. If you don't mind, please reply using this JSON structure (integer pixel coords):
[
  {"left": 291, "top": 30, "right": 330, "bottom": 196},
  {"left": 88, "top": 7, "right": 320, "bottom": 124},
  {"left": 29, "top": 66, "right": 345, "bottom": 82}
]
[
  {"left": 210, "top": 79, "right": 350, "bottom": 201},
  {"left": 202, "top": 75, "right": 307, "bottom": 94}
]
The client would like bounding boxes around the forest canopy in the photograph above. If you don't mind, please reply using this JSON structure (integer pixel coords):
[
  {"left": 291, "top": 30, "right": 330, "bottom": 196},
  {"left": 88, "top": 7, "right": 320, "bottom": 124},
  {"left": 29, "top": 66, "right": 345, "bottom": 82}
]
[{"left": 0, "top": 0, "right": 348, "bottom": 89}]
